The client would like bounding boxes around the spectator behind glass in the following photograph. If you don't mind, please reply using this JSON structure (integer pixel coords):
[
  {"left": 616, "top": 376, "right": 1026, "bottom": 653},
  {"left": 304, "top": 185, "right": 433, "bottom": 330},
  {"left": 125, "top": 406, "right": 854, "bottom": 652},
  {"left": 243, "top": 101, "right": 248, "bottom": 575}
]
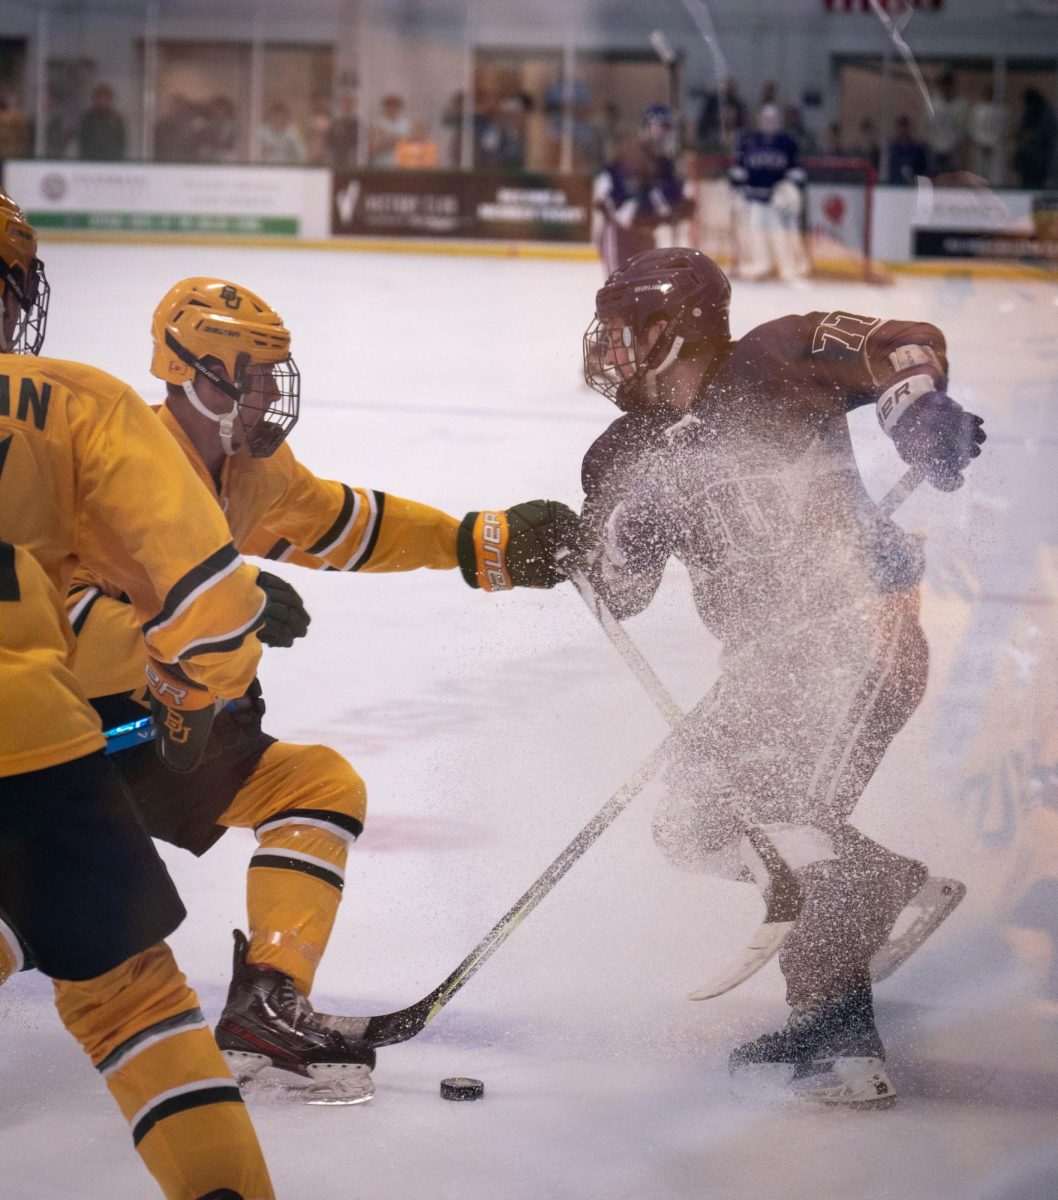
[
  {"left": 853, "top": 117, "right": 881, "bottom": 170},
  {"left": 202, "top": 95, "right": 239, "bottom": 163},
  {"left": 1013, "top": 87, "right": 1057, "bottom": 188},
  {"left": 888, "top": 115, "right": 929, "bottom": 184},
  {"left": 329, "top": 91, "right": 359, "bottom": 169},
  {"left": 43, "top": 85, "right": 72, "bottom": 158},
  {"left": 928, "top": 71, "right": 969, "bottom": 176},
  {"left": 696, "top": 78, "right": 746, "bottom": 154},
  {"left": 784, "top": 105, "right": 818, "bottom": 155},
  {"left": 304, "top": 97, "right": 332, "bottom": 166},
  {"left": 78, "top": 82, "right": 126, "bottom": 161},
  {"left": 473, "top": 86, "right": 507, "bottom": 168},
  {"left": 258, "top": 101, "right": 306, "bottom": 164},
  {"left": 0, "top": 90, "right": 30, "bottom": 164},
  {"left": 969, "top": 83, "right": 1004, "bottom": 185},
  {"left": 394, "top": 120, "right": 437, "bottom": 169},
  {"left": 822, "top": 121, "right": 848, "bottom": 158},
  {"left": 369, "top": 94, "right": 411, "bottom": 167},
  {"left": 441, "top": 89, "right": 466, "bottom": 167},
  {"left": 154, "top": 94, "right": 203, "bottom": 163}
]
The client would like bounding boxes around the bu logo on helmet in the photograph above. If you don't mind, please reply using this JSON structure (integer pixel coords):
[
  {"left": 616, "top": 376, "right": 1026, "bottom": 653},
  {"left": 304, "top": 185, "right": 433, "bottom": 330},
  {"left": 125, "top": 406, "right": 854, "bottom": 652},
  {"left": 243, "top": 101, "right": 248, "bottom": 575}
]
[{"left": 220, "top": 285, "right": 241, "bottom": 310}]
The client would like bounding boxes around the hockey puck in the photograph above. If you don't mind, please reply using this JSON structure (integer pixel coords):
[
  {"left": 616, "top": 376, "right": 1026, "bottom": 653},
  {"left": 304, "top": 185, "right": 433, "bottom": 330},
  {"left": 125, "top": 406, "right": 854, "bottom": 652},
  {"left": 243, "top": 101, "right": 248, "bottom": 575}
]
[{"left": 440, "top": 1077, "right": 484, "bottom": 1102}]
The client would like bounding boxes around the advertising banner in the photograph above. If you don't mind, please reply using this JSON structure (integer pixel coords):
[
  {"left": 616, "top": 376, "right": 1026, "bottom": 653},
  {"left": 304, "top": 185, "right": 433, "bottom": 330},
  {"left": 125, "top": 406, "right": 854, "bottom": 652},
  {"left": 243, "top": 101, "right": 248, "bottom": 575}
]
[
  {"left": 331, "top": 170, "right": 592, "bottom": 242},
  {"left": 3, "top": 161, "right": 331, "bottom": 238},
  {"left": 912, "top": 192, "right": 1058, "bottom": 263}
]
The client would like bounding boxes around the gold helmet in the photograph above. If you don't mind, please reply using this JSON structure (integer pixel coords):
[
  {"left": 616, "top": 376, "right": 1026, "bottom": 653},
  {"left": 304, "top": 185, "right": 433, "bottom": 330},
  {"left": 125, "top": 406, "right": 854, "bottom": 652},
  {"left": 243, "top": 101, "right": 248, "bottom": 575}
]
[
  {"left": 0, "top": 188, "right": 50, "bottom": 355},
  {"left": 150, "top": 277, "right": 300, "bottom": 457}
]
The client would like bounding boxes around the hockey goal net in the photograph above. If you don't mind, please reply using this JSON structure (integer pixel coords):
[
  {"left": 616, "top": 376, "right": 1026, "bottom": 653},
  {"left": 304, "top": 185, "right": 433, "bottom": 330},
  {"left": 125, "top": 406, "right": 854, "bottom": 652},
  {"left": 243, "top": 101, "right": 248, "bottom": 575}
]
[{"left": 685, "top": 154, "right": 888, "bottom": 284}]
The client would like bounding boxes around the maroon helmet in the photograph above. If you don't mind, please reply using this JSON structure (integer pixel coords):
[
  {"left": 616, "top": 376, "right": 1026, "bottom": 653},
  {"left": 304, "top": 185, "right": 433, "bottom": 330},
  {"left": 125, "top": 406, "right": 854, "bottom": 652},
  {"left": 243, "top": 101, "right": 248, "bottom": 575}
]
[{"left": 583, "top": 247, "right": 731, "bottom": 411}]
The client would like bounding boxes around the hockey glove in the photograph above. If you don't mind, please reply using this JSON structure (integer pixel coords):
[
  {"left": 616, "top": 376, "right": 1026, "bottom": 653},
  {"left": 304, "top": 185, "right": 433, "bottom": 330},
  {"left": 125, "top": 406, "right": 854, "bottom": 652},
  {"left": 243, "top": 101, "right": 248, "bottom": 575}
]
[
  {"left": 457, "top": 500, "right": 580, "bottom": 590},
  {"left": 145, "top": 657, "right": 217, "bottom": 774},
  {"left": 890, "top": 392, "right": 986, "bottom": 492},
  {"left": 256, "top": 569, "right": 311, "bottom": 648}
]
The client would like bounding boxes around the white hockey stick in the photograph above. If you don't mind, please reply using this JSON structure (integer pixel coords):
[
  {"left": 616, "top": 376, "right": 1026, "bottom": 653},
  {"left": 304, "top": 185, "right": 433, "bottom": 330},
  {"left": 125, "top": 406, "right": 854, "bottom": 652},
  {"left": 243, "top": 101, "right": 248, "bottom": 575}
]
[
  {"left": 318, "top": 689, "right": 721, "bottom": 1048},
  {"left": 563, "top": 561, "right": 802, "bottom": 999},
  {"left": 563, "top": 465, "right": 925, "bottom": 1000}
]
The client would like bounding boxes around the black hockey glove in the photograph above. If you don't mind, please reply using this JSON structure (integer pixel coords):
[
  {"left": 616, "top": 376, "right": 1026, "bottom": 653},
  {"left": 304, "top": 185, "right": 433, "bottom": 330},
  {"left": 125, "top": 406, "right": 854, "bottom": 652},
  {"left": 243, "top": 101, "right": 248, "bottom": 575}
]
[
  {"left": 256, "top": 569, "right": 311, "bottom": 647},
  {"left": 457, "top": 500, "right": 581, "bottom": 590},
  {"left": 890, "top": 392, "right": 986, "bottom": 492}
]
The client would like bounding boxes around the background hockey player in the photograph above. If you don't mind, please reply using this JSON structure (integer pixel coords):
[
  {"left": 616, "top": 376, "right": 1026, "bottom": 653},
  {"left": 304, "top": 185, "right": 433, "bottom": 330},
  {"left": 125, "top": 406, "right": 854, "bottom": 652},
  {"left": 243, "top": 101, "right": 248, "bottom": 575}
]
[
  {"left": 0, "top": 192, "right": 275, "bottom": 1198},
  {"left": 564, "top": 247, "right": 984, "bottom": 1107},
  {"left": 729, "top": 104, "right": 810, "bottom": 283},
  {"left": 593, "top": 105, "right": 693, "bottom": 277},
  {"left": 68, "top": 275, "right": 572, "bottom": 1101}
]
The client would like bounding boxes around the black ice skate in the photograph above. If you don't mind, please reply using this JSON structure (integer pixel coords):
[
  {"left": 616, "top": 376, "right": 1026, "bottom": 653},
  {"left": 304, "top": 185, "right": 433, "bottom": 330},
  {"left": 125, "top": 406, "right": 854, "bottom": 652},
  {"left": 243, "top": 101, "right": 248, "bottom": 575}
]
[
  {"left": 729, "top": 987, "right": 895, "bottom": 1109},
  {"left": 215, "top": 930, "right": 376, "bottom": 1105}
]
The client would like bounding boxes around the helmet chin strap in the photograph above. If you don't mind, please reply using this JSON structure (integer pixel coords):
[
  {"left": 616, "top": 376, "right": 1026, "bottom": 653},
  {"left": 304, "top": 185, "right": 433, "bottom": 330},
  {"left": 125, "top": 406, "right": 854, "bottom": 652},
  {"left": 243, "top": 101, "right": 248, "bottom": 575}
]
[
  {"left": 181, "top": 379, "right": 239, "bottom": 457},
  {"left": 648, "top": 332, "right": 685, "bottom": 379}
]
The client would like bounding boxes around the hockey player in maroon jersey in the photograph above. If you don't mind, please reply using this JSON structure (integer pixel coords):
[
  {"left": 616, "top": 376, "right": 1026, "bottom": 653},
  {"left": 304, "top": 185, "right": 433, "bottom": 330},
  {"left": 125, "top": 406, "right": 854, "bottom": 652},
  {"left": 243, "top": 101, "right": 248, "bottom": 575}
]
[{"left": 534, "top": 246, "right": 984, "bottom": 1106}]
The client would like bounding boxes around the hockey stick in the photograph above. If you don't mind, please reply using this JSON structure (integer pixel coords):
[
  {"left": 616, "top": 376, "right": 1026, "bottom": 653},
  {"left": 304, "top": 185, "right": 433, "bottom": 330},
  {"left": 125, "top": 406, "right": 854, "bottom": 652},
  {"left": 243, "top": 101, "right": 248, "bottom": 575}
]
[
  {"left": 338, "top": 692, "right": 715, "bottom": 1049},
  {"left": 878, "top": 463, "right": 926, "bottom": 519},
  {"left": 563, "top": 561, "right": 801, "bottom": 999},
  {"left": 103, "top": 714, "right": 155, "bottom": 754},
  {"left": 563, "top": 464, "right": 924, "bottom": 1000},
  {"left": 323, "top": 469, "right": 928, "bottom": 1045}
]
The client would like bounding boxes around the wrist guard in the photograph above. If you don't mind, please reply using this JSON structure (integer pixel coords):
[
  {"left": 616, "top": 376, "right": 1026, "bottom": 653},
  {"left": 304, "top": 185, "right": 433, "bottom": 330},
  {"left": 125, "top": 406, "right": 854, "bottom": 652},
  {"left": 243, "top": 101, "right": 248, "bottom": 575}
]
[{"left": 145, "top": 657, "right": 216, "bottom": 773}]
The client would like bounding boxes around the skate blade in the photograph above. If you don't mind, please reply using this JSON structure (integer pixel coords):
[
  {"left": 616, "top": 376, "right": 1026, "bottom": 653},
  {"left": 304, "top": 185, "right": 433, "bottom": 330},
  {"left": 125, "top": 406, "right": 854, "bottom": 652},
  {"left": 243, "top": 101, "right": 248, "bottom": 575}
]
[
  {"left": 222, "top": 1050, "right": 375, "bottom": 1106},
  {"left": 871, "top": 878, "right": 967, "bottom": 983},
  {"left": 305, "top": 1062, "right": 375, "bottom": 1106},
  {"left": 791, "top": 1056, "right": 897, "bottom": 1110}
]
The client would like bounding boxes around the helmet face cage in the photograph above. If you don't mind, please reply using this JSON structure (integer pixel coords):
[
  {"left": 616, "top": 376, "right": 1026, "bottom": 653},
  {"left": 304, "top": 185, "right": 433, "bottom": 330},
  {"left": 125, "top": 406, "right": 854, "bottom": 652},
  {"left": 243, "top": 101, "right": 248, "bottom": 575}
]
[
  {"left": 582, "top": 314, "right": 656, "bottom": 408},
  {"left": 0, "top": 255, "right": 50, "bottom": 355},
  {"left": 237, "top": 355, "right": 301, "bottom": 458},
  {"left": 583, "top": 250, "right": 731, "bottom": 411}
]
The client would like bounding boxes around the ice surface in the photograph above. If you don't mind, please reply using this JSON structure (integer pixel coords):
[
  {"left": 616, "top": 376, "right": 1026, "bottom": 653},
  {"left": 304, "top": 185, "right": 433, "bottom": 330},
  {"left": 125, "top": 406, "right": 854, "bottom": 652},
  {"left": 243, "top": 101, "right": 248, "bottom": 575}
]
[{"left": 2, "top": 245, "right": 1056, "bottom": 1199}]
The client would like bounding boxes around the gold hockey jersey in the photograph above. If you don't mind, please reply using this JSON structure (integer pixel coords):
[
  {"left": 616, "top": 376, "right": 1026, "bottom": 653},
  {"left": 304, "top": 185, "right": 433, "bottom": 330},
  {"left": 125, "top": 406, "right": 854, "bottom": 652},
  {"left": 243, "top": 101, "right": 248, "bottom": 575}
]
[
  {"left": 0, "top": 354, "right": 264, "bottom": 775},
  {"left": 0, "top": 541, "right": 102, "bottom": 774},
  {"left": 68, "top": 402, "right": 460, "bottom": 704}
]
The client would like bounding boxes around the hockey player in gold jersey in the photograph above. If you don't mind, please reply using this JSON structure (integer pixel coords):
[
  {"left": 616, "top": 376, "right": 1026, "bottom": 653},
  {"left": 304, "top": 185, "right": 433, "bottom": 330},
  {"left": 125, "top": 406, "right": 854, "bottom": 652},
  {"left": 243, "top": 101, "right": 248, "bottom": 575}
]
[
  {"left": 66, "top": 275, "right": 576, "bottom": 1100},
  {"left": 0, "top": 190, "right": 275, "bottom": 1197}
]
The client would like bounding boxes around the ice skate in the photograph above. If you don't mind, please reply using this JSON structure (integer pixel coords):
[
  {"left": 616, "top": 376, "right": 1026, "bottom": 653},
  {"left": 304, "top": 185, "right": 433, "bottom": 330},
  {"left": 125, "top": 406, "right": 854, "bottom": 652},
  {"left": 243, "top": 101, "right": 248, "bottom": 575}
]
[
  {"left": 216, "top": 930, "right": 376, "bottom": 1105},
  {"left": 871, "top": 876, "right": 967, "bottom": 983},
  {"left": 730, "top": 988, "right": 896, "bottom": 1108}
]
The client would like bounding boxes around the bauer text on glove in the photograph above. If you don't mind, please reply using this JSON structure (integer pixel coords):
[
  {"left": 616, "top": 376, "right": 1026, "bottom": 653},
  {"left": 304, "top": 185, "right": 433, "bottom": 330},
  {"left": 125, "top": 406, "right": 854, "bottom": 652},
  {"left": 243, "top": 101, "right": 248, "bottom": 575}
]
[{"left": 457, "top": 500, "right": 580, "bottom": 590}]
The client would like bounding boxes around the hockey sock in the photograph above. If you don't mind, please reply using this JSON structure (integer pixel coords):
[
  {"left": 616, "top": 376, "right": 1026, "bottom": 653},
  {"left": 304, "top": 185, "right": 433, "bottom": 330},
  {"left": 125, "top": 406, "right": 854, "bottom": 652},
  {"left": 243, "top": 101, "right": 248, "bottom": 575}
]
[
  {"left": 0, "top": 912, "right": 25, "bottom": 984},
  {"left": 246, "top": 823, "right": 349, "bottom": 994},
  {"left": 53, "top": 942, "right": 274, "bottom": 1200},
  {"left": 218, "top": 742, "right": 366, "bottom": 996}
]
